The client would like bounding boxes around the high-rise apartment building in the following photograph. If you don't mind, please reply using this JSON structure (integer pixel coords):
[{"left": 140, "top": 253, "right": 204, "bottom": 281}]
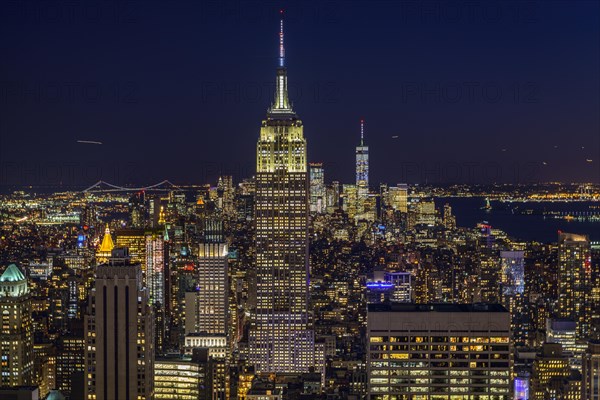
[
  {"left": 196, "top": 242, "right": 228, "bottom": 335},
  {"left": 146, "top": 230, "right": 168, "bottom": 352},
  {"left": 500, "top": 250, "right": 526, "bottom": 339},
  {"left": 479, "top": 254, "right": 501, "bottom": 304},
  {"left": 557, "top": 232, "right": 592, "bottom": 338},
  {"left": 249, "top": 12, "right": 314, "bottom": 373},
  {"left": 367, "top": 303, "right": 512, "bottom": 399},
  {"left": 84, "top": 248, "right": 155, "bottom": 400},
  {"left": 0, "top": 264, "right": 34, "bottom": 387},
  {"left": 33, "top": 342, "right": 56, "bottom": 399},
  {"left": 146, "top": 231, "right": 167, "bottom": 309}
]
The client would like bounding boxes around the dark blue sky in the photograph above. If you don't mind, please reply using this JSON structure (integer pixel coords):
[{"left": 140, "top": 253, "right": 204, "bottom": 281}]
[{"left": 1, "top": 0, "right": 598, "bottom": 188}]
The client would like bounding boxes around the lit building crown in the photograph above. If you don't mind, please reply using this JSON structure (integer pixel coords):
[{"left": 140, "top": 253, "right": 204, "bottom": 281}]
[
  {"left": 268, "top": 9, "right": 294, "bottom": 117},
  {"left": 99, "top": 224, "right": 115, "bottom": 252},
  {"left": 0, "top": 263, "right": 28, "bottom": 296}
]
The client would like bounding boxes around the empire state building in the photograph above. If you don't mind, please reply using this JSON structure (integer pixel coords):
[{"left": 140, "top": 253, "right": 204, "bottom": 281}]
[{"left": 249, "top": 12, "right": 314, "bottom": 373}]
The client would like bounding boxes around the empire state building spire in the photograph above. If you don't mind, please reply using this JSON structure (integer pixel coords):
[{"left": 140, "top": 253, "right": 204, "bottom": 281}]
[
  {"left": 279, "top": 9, "right": 285, "bottom": 68},
  {"left": 269, "top": 9, "right": 293, "bottom": 115}
]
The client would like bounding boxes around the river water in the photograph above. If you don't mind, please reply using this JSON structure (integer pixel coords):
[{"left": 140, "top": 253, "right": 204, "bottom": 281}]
[{"left": 435, "top": 197, "right": 600, "bottom": 243}]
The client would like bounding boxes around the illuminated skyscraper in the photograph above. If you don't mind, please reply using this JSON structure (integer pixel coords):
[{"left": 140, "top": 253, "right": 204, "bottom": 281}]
[
  {"left": 367, "top": 303, "right": 511, "bottom": 399},
  {"left": 583, "top": 340, "right": 600, "bottom": 400},
  {"left": 387, "top": 184, "right": 408, "bottom": 213},
  {"left": 146, "top": 230, "right": 168, "bottom": 352},
  {"left": 128, "top": 191, "right": 146, "bottom": 228},
  {"left": 386, "top": 271, "right": 412, "bottom": 302},
  {"left": 309, "top": 162, "right": 325, "bottom": 214},
  {"left": 146, "top": 231, "right": 167, "bottom": 308},
  {"left": 216, "top": 175, "right": 235, "bottom": 218},
  {"left": 326, "top": 180, "right": 341, "bottom": 213},
  {"left": 356, "top": 119, "right": 369, "bottom": 198},
  {"left": 0, "top": 264, "right": 33, "bottom": 387},
  {"left": 557, "top": 232, "right": 592, "bottom": 338},
  {"left": 154, "top": 349, "right": 228, "bottom": 400},
  {"left": 249, "top": 11, "right": 314, "bottom": 373},
  {"left": 500, "top": 250, "right": 525, "bottom": 296},
  {"left": 95, "top": 225, "right": 114, "bottom": 264},
  {"left": 545, "top": 318, "right": 586, "bottom": 371},
  {"left": 154, "top": 355, "right": 205, "bottom": 400},
  {"left": 478, "top": 254, "right": 500, "bottom": 303},
  {"left": 531, "top": 343, "right": 571, "bottom": 399},
  {"left": 56, "top": 331, "right": 85, "bottom": 399},
  {"left": 415, "top": 198, "right": 436, "bottom": 226},
  {"left": 84, "top": 248, "right": 154, "bottom": 400},
  {"left": 184, "top": 218, "right": 228, "bottom": 337},
  {"left": 195, "top": 241, "right": 228, "bottom": 335},
  {"left": 115, "top": 228, "right": 147, "bottom": 273},
  {"left": 442, "top": 202, "right": 456, "bottom": 229},
  {"left": 342, "top": 184, "right": 359, "bottom": 219},
  {"left": 499, "top": 250, "right": 527, "bottom": 341}
]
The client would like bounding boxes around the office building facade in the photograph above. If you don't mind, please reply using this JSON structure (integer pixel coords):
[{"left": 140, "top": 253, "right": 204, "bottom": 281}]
[
  {"left": 367, "top": 303, "right": 512, "bottom": 399},
  {"left": 84, "top": 248, "right": 155, "bottom": 400}
]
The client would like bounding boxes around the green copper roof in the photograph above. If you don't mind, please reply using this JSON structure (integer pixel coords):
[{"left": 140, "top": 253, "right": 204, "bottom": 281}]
[
  {"left": 46, "top": 391, "right": 66, "bottom": 400},
  {"left": 0, "top": 264, "right": 25, "bottom": 282}
]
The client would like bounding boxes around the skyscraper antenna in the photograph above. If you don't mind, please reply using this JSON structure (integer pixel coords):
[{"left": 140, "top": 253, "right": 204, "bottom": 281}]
[
  {"left": 279, "top": 9, "right": 285, "bottom": 67},
  {"left": 360, "top": 118, "right": 365, "bottom": 146}
]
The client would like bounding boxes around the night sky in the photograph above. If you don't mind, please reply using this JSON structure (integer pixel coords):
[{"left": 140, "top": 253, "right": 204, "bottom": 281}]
[{"left": 1, "top": 0, "right": 599, "bottom": 189}]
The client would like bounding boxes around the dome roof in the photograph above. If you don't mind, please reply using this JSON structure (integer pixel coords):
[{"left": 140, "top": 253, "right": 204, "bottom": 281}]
[
  {"left": 47, "top": 390, "right": 66, "bottom": 400},
  {"left": 0, "top": 264, "right": 25, "bottom": 282}
]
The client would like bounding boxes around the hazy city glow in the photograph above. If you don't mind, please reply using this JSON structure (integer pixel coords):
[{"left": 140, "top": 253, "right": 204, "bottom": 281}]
[{"left": 1, "top": 3, "right": 599, "bottom": 400}]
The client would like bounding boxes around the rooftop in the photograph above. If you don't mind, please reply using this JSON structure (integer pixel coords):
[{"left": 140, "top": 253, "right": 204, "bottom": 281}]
[
  {"left": 0, "top": 264, "right": 26, "bottom": 282},
  {"left": 368, "top": 303, "right": 508, "bottom": 313}
]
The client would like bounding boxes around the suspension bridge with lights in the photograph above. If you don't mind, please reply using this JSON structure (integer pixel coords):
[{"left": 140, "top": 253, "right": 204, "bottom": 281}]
[{"left": 82, "top": 180, "right": 182, "bottom": 193}]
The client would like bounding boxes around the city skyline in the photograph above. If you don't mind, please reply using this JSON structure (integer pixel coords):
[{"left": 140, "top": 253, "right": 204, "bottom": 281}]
[
  {"left": 1, "top": 1, "right": 599, "bottom": 188},
  {"left": 1, "top": 2, "right": 600, "bottom": 400}
]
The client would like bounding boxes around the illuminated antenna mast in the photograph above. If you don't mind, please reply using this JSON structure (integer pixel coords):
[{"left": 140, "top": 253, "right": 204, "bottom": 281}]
[
  {"left": 360, "top": 118, "right": 365, "bottom": 146},
  {"left": 279, "top": 9, "right": 285, "bottom": 67}
]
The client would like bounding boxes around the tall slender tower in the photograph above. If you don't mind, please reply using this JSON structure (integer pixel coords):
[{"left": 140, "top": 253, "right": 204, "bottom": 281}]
[
  {"left": 84, "top": 248, "right": 155, "bottom": 400},
  {"left": 356, "top": 119, "right": 369, "bottom": 198},
  {"left": 0, "top": 264, "right": 33, "bottom": 387},
  {"left": 249, "top": 10, "right": 314, "bottom": 373},
  {"left": 146, "top": 230, "right": 168, "bottom": 352},
  {"left": 309, "top": 162, "right": 325, "bottom": 214},
  {"left": 188, "top": 218, "right": 229, "bottom": 336},
  {"left": 557, "top": 232, "right": 592, "bottom": 338}
]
